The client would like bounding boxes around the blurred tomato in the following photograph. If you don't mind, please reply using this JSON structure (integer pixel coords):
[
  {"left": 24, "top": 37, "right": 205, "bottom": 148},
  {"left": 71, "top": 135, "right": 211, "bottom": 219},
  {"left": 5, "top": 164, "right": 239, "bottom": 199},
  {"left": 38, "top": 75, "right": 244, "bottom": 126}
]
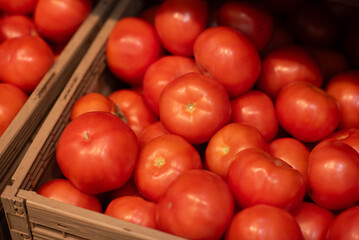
[
  {"left": 326, "top": 205, "right": 359, "bottom": 240},
  {"left": 138, "top": 121, "right": 169, "bottom": 149},
  {"left": 261, "top": 25, "right": 293, "bottom": 55},
  {"left": 0, "top": 0, "right": 38, "bottom": 14},
  {"left": 139, "top": 5, "right": 159, "bottom": 25},
  {"left": 0, "top": 14, "right": 38, "bottom": 43}
]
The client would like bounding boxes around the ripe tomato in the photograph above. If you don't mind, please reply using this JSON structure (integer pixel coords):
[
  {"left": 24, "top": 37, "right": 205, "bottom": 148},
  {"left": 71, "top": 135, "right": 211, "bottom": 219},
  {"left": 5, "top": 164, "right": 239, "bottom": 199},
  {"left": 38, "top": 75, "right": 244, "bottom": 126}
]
[
  {"left": 0, "top": 0, "right": 38, "bottom": 14},
  {"left": 193, "top": 26, "right": 261, "bottom": 97},
  {"left": 326, "top": 205, "right": 359, "bottom": 240},
  {"left": 142, "top": 55, "right": 200, "bottom": 115},
  {"left": 134, "top": 134, "right": 202, "bottom": 202},
  {"left": 106, "top": 17, "right": 163, "bottom": 86},
  {"left": 37, "top": 178, "right": 102, "bottom": 213},
  {"left": 0, "top": 83, "right": 28, "bottom": 137},
  {"left": 325, "top": 70, "right": 359, "bottom": 129},
  {"left": 104, "top": 196, "right": 157, "bottom": 229},
  {"left": 34, "top": 0, "right": 92, "bottom": 44},
  {"left": 56, "top": 112, "right": 139, "bottom": 195},
  {"left": 0, "top": 36, "right": 54, "bottom": 93},
  {"left": 159, "top": 72, "right": 231, "bottom": 145},
  {"left": 225, "top": 204, "right": 304, "bottom": 240},
  {"left": 0, "top": 14, "right": 38, "bottom": 43},
  {"left": 323, "top": 128, "right": 359, "bottom": 154},
  {"left": 138, "top": 121, "right": 169, "bottom": 149},
  {"left": 307, "top": 140, "right": 359, "bottom": 210},
  {"left": 231, "top": 90, "right": 278, "bottom": 142},
  {"left": 154, "top": 0, "right": 208, "bottom": 56},
  {"left": 218, "top": 1, "right": 274, "bottom": 51},
  {"left": 291, "top": 202, "right": 335, "bottom": 240},
  {"left": 276, "top": 81, "right": 340, "bottom": 142},
  {"left": 156, "top": 169, "right": 234, "bottom": 240},
  {"left": 205, "top": 122, "right": 268, "bottom": 179},
  {"left": 227, "top": 148, "right": 306, "bottom": 211},
  {"left": 256, "top": 45, "right": 323, "bottom": 100}
]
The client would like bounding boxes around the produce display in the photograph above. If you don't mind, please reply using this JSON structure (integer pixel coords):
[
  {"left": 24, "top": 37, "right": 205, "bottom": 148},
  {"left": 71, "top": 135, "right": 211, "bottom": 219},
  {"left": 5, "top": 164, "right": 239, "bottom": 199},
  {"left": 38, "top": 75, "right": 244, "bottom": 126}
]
[{"left": 8, "top": 0, "right": 359, "bottom": 239}]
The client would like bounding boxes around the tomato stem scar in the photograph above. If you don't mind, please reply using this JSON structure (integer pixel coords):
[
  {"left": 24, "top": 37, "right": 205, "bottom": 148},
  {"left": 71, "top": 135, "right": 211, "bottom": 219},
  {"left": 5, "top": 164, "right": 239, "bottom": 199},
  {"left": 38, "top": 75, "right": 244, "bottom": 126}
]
[
  {"left": 185, "top": 103, "right": 196, "bottom": 113},
  {"left": 84, "top": 131, "right": 90, "bottom": 142},
  {"left": 154, "top": 156, "right": 166, "bottom": 167}
]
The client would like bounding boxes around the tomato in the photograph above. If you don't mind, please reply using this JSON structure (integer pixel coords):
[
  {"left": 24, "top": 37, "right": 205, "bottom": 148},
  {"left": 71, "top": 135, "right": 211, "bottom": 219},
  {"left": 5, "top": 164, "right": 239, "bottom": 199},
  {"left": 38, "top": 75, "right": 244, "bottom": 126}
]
[
  {"left": 326, "top": 205, "right": 359, "bottom": 240},
  {"left": 34, "top": 0, "right": 92, "bottom": 44},
  {"left": 218, "top": 1, "right": 274, "bottom": 51},
  {"left": 0, "top": 14, "right": 38, "bottom": 43},
  {"left": 138, "top": 121, "right": 169, "bottom": 149},
  {"left": 142, "top": 55, "right": 200, "bottom": 116},
  {"left": 56, "top": 112, "right": 139, "bottom": 195},
  {"left": 325, "top": 70, "right": 359, "bottom": 130},
  {"left": 276, "top": 81, "right": 340, "bottom": 142},
  {"left": 261, "top": 26, "right": 293, "bottom": 55},
  {"left": 104, "top": 196, "right": 157, "bottom": 229},
  {"left": 154, "top": 0, "right": 208, "bottom": 56},
  {"left": 256, "top": 45, "right": 323, "bottom": 100},
  {"left": 0, "top": 83, "right": 28, "bottom": 137},
  {"left": 139, "top": 5, "right": 159, "bottom": 25},
  {"left": 0, "top": 0, "right": 38, "bottom": 14},
  {"left": 156, "top": 169, "right": 234, "bottom": 240},
  {"left": 307, "top": 140, "right": 359, "bottom": 210},
  {"left": 193, "top": 26, "right": 261, "bottom": 97},
  {"left": 323, "top": 128, "right": 359, "bottom": 154},
  {"left": 106, "top": 17, "right": 163, "bottom": 86},
  {"left": 134, "top": 134, "right": 202, "bottom": 202},
  {"left": 0, "top": 36, "right": 54, "bottom": 93},
  {"left": 37, "top": 178, "right": 102, "bottom": 213},
  {"left": 227, "top": 148, "right": 306, "bottom": 211},
  {"left": 291, "top": 202, "right": 335, "bottom": 240},
  {"left": 231, "top": 90, "right": 278, "bottom": 142},
  {"left": 225, "top": 204, "right": 304, "bottom": 240},
  {"left": 159, "top": 72, "right": 231, "bottom": 145},
  {"left": 205, "top": 122, "right": 268, "bottom": 179},
  {"left": 70, "top": 92, "right": 117, "bottom": 121}
]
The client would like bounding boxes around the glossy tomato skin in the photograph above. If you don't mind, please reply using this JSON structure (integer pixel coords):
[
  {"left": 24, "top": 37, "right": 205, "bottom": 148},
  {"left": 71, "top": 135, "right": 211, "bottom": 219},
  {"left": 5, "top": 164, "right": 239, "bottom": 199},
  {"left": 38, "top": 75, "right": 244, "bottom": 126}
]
[
  {"left": 231, "top": 90, "right": 278, "bottom": 142},
  {"left": 0, "top": 36, "right": 54, "bottom": 93},
  {"left": 106, "top": 17, "right": 163, "bottom": 86},
  {"left": 257, "top": 45, "right": 323, "bottom": 100},
  {"left": 325, "top": 70, "right": 359, "bottom": 129},
  {"left": 323, "top": 128, "right": 359, "bottom": 154},
  {"left": 37, "top": 179, "right": 103, "bottom": 213},
  {"left": 276, "top": 81, "right": 340, "bottom": 142},
  {"left": 227, "top": 148, "right": 306, "bottom": 211},
  {"left": 194, "top": 26, "right": 261, "bottom": 97},
  {"left": 326, "top": 205, "right": 359, "bottom": 240},
  {"left": 34, "top": 0, "right": 92, "bottom": 44},
  {"left": 0, "top": 0, "right": 38, "bottom": 14},
  {"left": 218, "top": 1, "right": 274, "bottom": 51},
  {"left": 307, "top": 140, "right": 359, "bottom": 210},
  {"left": 0, "top": 83, "right": 28, "bottom": 137},
  {"left": 156, "top": 169, "right": 234, "bottom": 240},
  {"left": 134, "top": 134, "right": 201, "bottom": 202},
  {"left": 225, "top": 204, "right": 304, "bottom": 240},
  {"left": 291, "top": 202, "right": 335, "bottom": 240},
  {"left": 159, "top": 72, "right": 231, "bottom": 145},
  {"left": 0, "top": 14, "right": 38, "bottom": 43},
  {"left": 205, "top": 122, "right": 269, "bottom": 179},
  {"left": 56, "top": 112, "right": 139, "bottom": 195},
  {"left": 105, "top": 196, "right": 157, "bottom": 229},
  {"left": 154, "top": 0, "right": 208, "bottom": 56},
  {"left": 138, "top": 121, "right": 169, "bottom": 149}
]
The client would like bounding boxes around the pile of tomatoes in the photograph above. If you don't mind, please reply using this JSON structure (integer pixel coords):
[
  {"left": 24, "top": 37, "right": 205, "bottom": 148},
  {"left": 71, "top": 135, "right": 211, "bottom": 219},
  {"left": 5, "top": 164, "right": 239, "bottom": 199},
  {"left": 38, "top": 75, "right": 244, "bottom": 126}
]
[{"left": 36, "top": 0, "right": 359, "bottom": 239}]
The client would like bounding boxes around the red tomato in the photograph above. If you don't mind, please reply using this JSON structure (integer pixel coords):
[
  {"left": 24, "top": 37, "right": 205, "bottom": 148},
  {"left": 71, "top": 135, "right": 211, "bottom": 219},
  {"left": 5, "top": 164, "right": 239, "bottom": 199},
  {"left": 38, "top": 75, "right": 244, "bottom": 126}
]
[
  {"left": 276, "top": 81, "right": 340, "bottom": 142},
  {"left": 308, "top": 140, "right": 359, "bottom": 210},
  {"left": 323, "top": 128, "right": 359, "bottom": 154},
  {"left": 106, "top": 17, "right": 163, "bottom": 86},
  {"left": 34, "top": 0, "right": 92, "bottom": 44},
  {"left": 142, "top": 55, "right": 200, "bottom": 115},
  {"left": 194, "top": 26, "right": 261, "bottom": 97},
  {"left": 0, "top": 83, "right": 28, "bottom": 137},
  {"left": 37, "top": 179, "right": 102, "bottom": 213},
  {"left": 104, "top": 196, "right": 157, "bottom": 229},
  {"left": 269, "top": 137, "right": 310, "bottom": 182},
  {"left": 138, "top": 121, "right": 169, "bottom": 149},
  {"left": 70, "top": 92, "right": 117, "bottom": 121},
  {"left": 256, "top": 45, "right": 323, "bottom": 100},
  {"left": 325, "top": 70, "right": 359, "bottom": 130},
  {"left": 261, "top": 26, "right": 293, "bottom": 55},
  {"left": 156, "top": 169, "right": 234, "bottom": 240},
  {"left": 227, "top": 148, "right": 306, "bottom": 211},
  {"left": 154, "top": 0, "right": 208, "bottom": 56},
  {"left": 218, "top": 1, "right": 274, "bottom": 51},
  {"left": 56, "top": 112, "right": 139, "bottom": 195},
  {"left": 0, "top": 14, "right": 38, "bottom": 43},
  {"left": 108, "top": 89, "right": 158, "bottom": 138},
  {"left": 0, "top": 0, "right": 38, "bottom": 14},
  {"left": 291, "top": 202, "right": 335, "bottom": 240},
  {"left": 326, "top": 205, "right": 359, "bottom": 240},
  {"left": 205, "top": 122, "right": 269, "bottom": 179},
  {"left": 231, "top": 90, "right": 278, "bottom": 142},
  {"left": 0, "top": 36, "right": 54, "bottom": 93},
  {"left": 226, "top": 204, "right": 304, "bottom": 240},
  {"left": 134, "top": 134, "right": 202, "bottom": 202}
]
